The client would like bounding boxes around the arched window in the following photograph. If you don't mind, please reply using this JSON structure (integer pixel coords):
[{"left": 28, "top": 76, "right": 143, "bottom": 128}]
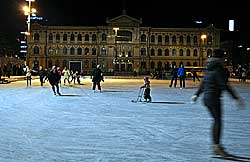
[
  {"left": 158, "top": 35, "right": 162, "bottom": 44},
  {"left": 179, "top": 49, "right": 183, "bottom": 56},
  {"left": 193, "top": 49, "right": 198, "bottom": 56},
  {"left": 187, "top": 36, "right": 191, "bottom": 44},
  {"left": 77, "top": 34, "right": 82, "bottom": 42},
  {"left": 55, "top": 59, "right": 60, "bottom": 66},
  {"left": 207, "top": 49, "right": 212, "bottom": 57},
  {"left": 56, "top": 33, "right": 60, "bottom": 42},
  {"left": 207, "top": 35, "right": 212, "bottom": 45},
  {"left": 101, "top": 47, "right": 107, "bottom": 55},
  {"left": 84, "top": 59, "right": 89, "bottom": 68},
  {"left": 141, "top": 34, "right": 146, "bottom": 42},
  {"left": 150, "top": 61, "right": 155, "bottom": 69},
  {"left": 63, "top": 60, "right": 67, "bottom": 68},
  {"left": 141, "top": 61, "right": 146, "bottom": 69},
  {"left": 151, "top": 48, "right": 155, "bottom": 56},
  {"left": 77, "top": 48, "right": 82, "bottom": 55},
  {"left": 172, "top": 36, "right": 176, "bottom": 44},
  {"left": 150, "top": 35, "right": 155, "bottom": 43},
  {"left": 85, "top": 34, "right": 89, "bottom": 41},
  {"left": 70, "top": 47, "right": 75, "bottom": 55},
  {"left": 165, "top": 35, "right": 169, "bottom": 44},
  {"left": 193, "top": 62, "right": 198, "bottom": 66},
  {"left": 34, "top": 33, "right": 39, "bottom": 41},
  {"left": 186, "top": 62, "right": 191, "bottom": 66},
  {"left": 158, "top": 49, "right": 162, "bottom": 56},
  {"left": 172, "top": 49, "right": 176, "bottom": 56},
  {"left": 92, "top": 60, "right": 97, "bottom": 68},
  {"left": 48, "top": 33, "right": 53, "bottom": 41},
  {"left": 92, "top": 48, "right": 96, "bottom": 55},
  {"left": 92, "top": 34, "right": 97, "bottom": 41},
  {"left": 48, "top": 47, "right": 53, "bottom": 55},
  {"left": 101, "top": 33, "right": 106, "bottom": 41},
  {"left": 193, "top": 36, "right": 198, "bottom": 44},
  {"left": 128, "top": 51, "right": 132, "bottom": 57},
  {"left": 63, "top": 34, "right": 67, "bottom": 41},
  {"left": 33, "top": 46, "right": 39, "bottom": 54},
  {"left": 157, "top": 61, "right": 162, "bottom": 68},
  {"left": 84, "top": 48, "right": 89, "bottom": 55},
  {"left": 186, "top": 49, "right": 191, "bottom": 56},
  {"left": 63, "top": 47, "right": 67, "bottom": 55},
  {"left": 48, "top": 60, "right": 52, "bottom": 68},
  {"left": 70, "top": 34, "right": 75, "bottom": 42},
  {"left": 179, "top": 36, "right": 184, "bottom": 44},
  {"left": 141, "top": 48, "right": 146, "bottom": 56},
  {"left": 55, "top": 47, "right": 60, "bottom": 55},
  {"left": 165, "top": 49, "right": 169, "bottom": 56}
]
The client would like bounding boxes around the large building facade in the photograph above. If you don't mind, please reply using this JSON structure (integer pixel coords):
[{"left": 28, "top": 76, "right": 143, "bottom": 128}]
[{"left": 26, "top": 13, "right": 220, "bottom": 74}]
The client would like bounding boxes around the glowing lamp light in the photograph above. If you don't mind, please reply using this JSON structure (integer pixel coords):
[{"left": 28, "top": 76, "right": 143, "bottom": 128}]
[{"left": 201, "top": 34, "right": 207, "bottom": 40}]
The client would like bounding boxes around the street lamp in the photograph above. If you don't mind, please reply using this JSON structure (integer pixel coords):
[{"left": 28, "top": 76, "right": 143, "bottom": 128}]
[
  {"left": 113, "top": 27, "right": 119, "bottom": 72},
  {"left": 200, "top": 34, "right": 207, "bottom": 66},
  {"left": 23, "top": 0, "right": 36, "bottom": 35},
  {"left": 22, "top": 0, "right": 36, "bottom": 66}
]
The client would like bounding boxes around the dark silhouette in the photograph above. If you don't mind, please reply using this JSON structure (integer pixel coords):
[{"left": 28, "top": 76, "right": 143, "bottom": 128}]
[
  {"left": 169, "top": 65, "right": 178, "bottom": 88},
  {"left": 92, "top": 65, "right": 104, "bottom": 92},
  {"left": 191, "top": 49, "right": 244, "bottom": 157},
  {"left": 48, "top": 66, "right": 61, "bottom": 95}
]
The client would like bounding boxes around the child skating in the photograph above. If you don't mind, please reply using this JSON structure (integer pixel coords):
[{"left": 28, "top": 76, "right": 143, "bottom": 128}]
[{"left": 140, "top": 76, "right": 152, "bottom": 102}]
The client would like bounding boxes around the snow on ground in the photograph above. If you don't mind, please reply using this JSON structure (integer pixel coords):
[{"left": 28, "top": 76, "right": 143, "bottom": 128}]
[{"left": 0, "top": 78, "right": 250, "bottom": 162}]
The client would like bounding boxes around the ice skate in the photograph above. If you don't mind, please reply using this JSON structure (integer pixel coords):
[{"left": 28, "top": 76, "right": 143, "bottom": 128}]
[{"left": 213, "top": 144, "right": 230, "bottom": 157}]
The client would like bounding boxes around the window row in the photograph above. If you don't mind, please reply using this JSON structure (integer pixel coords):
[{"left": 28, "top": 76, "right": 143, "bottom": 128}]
[
  {"left": 142, "top": 61, "right": 199, "bottom": 70},
  {"left": 33, "top": 33, "right": 107, "bottom": 42},
  {"left": 33, "top": 46, "right": 107, "bottom": 55},
  {"left": 141, "top": 48, "right": 196, "bottom": 57},
  {"left": 140, "top": 34, "right": 213, "bottom": 45}
]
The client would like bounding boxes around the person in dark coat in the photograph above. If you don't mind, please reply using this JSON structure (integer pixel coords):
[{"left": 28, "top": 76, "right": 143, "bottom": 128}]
[
  {"left": 48, "top": 66, "right": 61, "bottom": 95},
  {"left": 169, "top": 65, "right": 178, "bottom": 88},
  {"left": 191, "top": 49, "right": 244, "bottom": 157},
  {"left": 92, "top": 64, "right": 104, "bottom": 92},
  {"left": 191, "top": 68, "right": 200, "bottom": 82},
  {"left": 38, "top": 66, "right": 46, "bottom": 86}
]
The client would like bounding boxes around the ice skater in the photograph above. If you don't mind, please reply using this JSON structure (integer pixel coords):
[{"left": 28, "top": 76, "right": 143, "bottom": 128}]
[
  {"left": 92, "top": 64, "right": 104, "bottom": 92},
  {"left": 48, "top": 65, "right": 61, "bottom": 95},
  {"left": 140, "top": 76, "right": 152, "bottom": 102},
  {"left": 191, "top": 49, "right": 244, "bottom": 157},
  {"left": 169, "top": 64, "right": 178, "bottom": 88}
]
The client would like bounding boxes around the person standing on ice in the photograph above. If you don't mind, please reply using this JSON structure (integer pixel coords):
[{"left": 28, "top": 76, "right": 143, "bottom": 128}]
[
  {"left": 191, "top": 49, "right": 244, "bottom": 157},
  {"left": 91, "top": 64, "right": 104, "bottom": 92},
  {"left": 48, "top": 65, "right": 61, "bottom": 95},
  {"left": 140, "top": 76, "right": 152, "bottom": 102}
]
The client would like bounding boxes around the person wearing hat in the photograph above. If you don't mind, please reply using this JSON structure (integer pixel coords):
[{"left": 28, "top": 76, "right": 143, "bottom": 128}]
[
  {"left": 91, "top": 64, "right": 104, "bottom": 92},
  {"left": 191, "top": 49, "right": 244, "bottom": 157},
  {"left": 140, "top": 76, "right": 152, "bottom": 102}
]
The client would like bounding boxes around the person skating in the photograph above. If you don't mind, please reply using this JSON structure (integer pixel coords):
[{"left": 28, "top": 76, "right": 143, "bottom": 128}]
[
  {"left": 38, "top": 66, "right": 46, "bottom": 86},
  {"left": 62, "top": 66, "right": 71, "bottom": 86},
  {"left": 169, "top": 65, "right": 178, "bottom": 88},
  {"left": 140, "top": 76, "right": 152, "bottom": 102},
  {"left": 191, "top": 49, "right": 244, "bottom": 157},
  {"left": 92, "top": 64, "right": 104, "bottom": 92},
  {"left": 191, "top": 68, "right": 200, "bottom": 82},
  {"left": 48, "top": 66, "right": 61, "bottom": 95},
  {"left": 25, "top": 66, "right": 32, "bottom": 87}
]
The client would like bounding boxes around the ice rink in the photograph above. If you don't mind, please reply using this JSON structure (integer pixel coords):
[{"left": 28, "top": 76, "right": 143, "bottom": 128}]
[{"left": 0, "top": 78, "right": 250, "bottom": 162}]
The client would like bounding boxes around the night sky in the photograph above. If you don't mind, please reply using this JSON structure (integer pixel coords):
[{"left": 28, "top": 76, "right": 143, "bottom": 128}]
[{"left": 0, "top": 0, "right": 250, "bottom": 41}]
